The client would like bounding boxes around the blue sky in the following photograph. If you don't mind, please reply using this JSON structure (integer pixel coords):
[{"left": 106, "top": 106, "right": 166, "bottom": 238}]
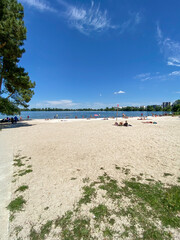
[{"left": 18, "top": 0, "right": 180, "bottom": 108}]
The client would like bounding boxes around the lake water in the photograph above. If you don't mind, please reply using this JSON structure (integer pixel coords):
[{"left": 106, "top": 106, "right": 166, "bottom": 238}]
[{"left": 0, "top": 111, "right": 169, "bottom": 120}]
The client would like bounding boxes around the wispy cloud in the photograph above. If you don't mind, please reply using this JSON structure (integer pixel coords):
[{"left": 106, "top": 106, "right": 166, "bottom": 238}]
[
  {"left": 175, "top": 91, "right": 180, "bottom": 93},
  {"left": 42, "top": 100, "right": 78, "bottom": 108},
  {"left": 119, "top": 12, "right": 142, "bottom": 34},
  {"left": 136, "top": 71, "right": 180, "bottom": 82},
  {"left": 20, "top": 0, "right": 56, "bottom": 12},
  {"left": 114, "top": 90, "right": 125, "bottom": 94},
  {"left": 169, "top": 71, "right": 180, "bottom": 76},
  {"left": 157, "top": 23, "right": 180, "bottom": 67},
  {"left": 57, "top": 0, "right": 117, "bottom": 35}
]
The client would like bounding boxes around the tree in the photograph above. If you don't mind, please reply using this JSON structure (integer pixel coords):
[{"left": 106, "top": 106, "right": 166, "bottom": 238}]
[
  {"left": 172, "top": 99, "right": 180, "bottom": 112},
  {"left": 146, "top": 105, "right": 154, "bottom": 111},
  {"left": 0, "top": 0, "right": 35, "bottom": 115}
]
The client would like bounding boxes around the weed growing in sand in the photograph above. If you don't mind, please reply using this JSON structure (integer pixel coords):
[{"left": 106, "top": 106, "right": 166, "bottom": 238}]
[
  {"left": 7, "top": 196, "right": 26, "bottom": 212},
  {"left": 13, "top": 158, "right": 25, "bottom": 167},
  {"left": 21, "top": 171, "right": 180, "bottom": 240},
  {"left": 177, "top": 177, "right": 180, "bottom": 183},
  {"left": 15, "top": 185, "right": 29, "bottom": 193},
  {"left": 78, "top": 185, "right": 96, "bottom": 205},
  {"left": 82, "top": 177, "right": 90, "bottom": 183},
  {"left": 115, "top": 165, "right": 121, "bottom": 170},
  {"left": 18, "top": 169, "right": 32, "bottom": 176},
  {"left": 30, "top": 220, "right": 53, "bottom": 240},
  {"left": 71, "top": 177, "right": 77, "bottom": 180},
  {"left": 164, "top": 173, "right": 173, "bottom": 177},
  {"left": 14, "top": 226, "right": 23, "bottom": 237},
  {"left": 90, "top": 204, "right": 110, "bottom": 221}
]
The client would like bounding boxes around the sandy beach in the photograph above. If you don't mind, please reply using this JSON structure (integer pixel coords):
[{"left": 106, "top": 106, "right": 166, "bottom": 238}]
[{"left": 1, "top": 116, "right": 180, "bottom": 239}]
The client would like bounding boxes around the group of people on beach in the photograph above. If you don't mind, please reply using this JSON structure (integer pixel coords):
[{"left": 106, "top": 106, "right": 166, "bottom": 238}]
[
  {"left": 0, "top": 116, "right": 19, "bottom": 124},
  {"left": 0, "top": 115, "right": 30, "bottom": 124},
  {"left": 114, "top": 120, "right": 132, "bottom": 127}
]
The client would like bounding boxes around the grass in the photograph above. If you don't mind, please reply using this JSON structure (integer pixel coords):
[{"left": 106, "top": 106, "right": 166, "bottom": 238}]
[
  {"left": 164, "top": 173, "right": 173, "bottom": 177},
  {"left": 30, "top": 220, "right": 53, "bottom": 240},
  {"left": 7, "top": 196, "right": 26, "bottom": 212},
  {"left": 13, "top": 158, "right": 25, "bottom": 167},
  {"left": 12, "top": 170, "right": 180, "bottom": 240},
  {"left": 18, "top": 169, "right": 33, "bottom": 176},
  {"left": 78, "top": 185, "right": 96, "bottom": 205},
  {"left": 15, "top": 185, "right": 29, "bottom": 193},
  {"left": 71, "top": 177, "right": 77, "bottom": 180},
  {"left": 90, "top": 204, "right": 110, "bottom": 221}
]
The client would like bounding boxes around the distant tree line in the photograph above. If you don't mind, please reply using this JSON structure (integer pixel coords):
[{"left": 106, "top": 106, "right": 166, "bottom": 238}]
[{"left": 21, "top": 100, "right": 180, "bottom": 113}]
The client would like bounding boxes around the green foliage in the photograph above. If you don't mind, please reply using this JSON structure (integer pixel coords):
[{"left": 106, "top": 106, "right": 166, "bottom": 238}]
[
  {"left": 0, "top": 0, "right": 35, "bottom": 115},
  {"left": 172, "top": 99, "right": 180, "bottom": 112},
  {"left": 78, "top": 185, "right": 96, "bottom": 205},
  {"left": 30, "top": 221, "right": 53, "bottom": 240},
  {"left": 7, "top": 196, "right": 26, "bottom": 212},
  {"left": 15, "top": 185, "right": 28, "bottom": 193},
  {"left": 90, "top": 204, "right": 110, "bottom": 221}
]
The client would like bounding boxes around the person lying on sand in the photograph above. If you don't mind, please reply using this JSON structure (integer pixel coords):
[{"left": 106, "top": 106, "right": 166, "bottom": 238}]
[
  {"left": 114, "top": 121, "right": 132, "bottom": 127},
  {"left": 124, "top": 121, "right": 132, "bottom": 127},
  {"left": 142, "top": 121, "right": 157, "bottom": 124}
]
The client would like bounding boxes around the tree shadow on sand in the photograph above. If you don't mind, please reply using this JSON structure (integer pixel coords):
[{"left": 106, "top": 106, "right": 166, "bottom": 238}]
[{"left": 0, "top": 121, "right": 36, "bottom": 130}]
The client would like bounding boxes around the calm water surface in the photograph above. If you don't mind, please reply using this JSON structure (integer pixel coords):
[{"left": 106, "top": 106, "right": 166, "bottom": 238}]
[{"left": 0, "top": 111, "right": 169, "bottom": 120}]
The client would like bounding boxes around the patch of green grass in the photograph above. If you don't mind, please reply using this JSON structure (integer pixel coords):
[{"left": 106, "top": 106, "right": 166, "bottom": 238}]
[
  {"left": 23, "top": 171, "right": 180, "bottom": 239},
  {"left": 78, "top": 185, "right": 96, "bottom": 205},
  {"left": 177, "top": 177, "right": 180, "bottom": 183},
  {"left": 30, "top": 221, "right": 53, "bottom": 240},
  {"left": 18, "top": 169, "right": 33, "bottom": 176},
  {"left": 103, "top": 227, "right": 113, "bottom": 238},
  {"left": 14, "top": 226, "right": 23, "bottom": 236},
  {"left": 71, "top": 177, "right": 77, "bottom": 180},
  {"left": 164, "top": 173, "right": 173, "bottom": 177},
  {"left": 27, "top": 165, "right": 32, "bottom": 168},
  {"left": 122, "top": 167, "right": 130, "bottom": 175},
  {"left": 55, "top": 211, "right": 91, "bottom": 239},
  {"left": 13, "top": 158, "right": 25, "bottom": 167},
  {"left": 9, "top": 213, "right": 15, "bottom": 222},
  {"left": 123, "top": 181, "right": 180, "bottom": 228},
  {"left": 109, "top": 218, "right": 115, "bottom": 225},
  {"left": 83, "top": 177, "right": 90, "bottom": 183},
  {"left": 7, "top": 196, "right": 26, "bottom": 212},
  {"left": 145, "top": 178, "right": 154, "bottom": 182},
  {"left": 15, "top": 185, "right": 28, "bottom": 193},
  {"left": 90, "top": 204, "right": 110, "bottom": 221},
  {"left": 72, "top": 218, "right": 91, "bottom": 239},
  {"left": 98, "top": 174, "right": 122, "bottom": 200},
  {"left": 55, "top": 211, "right": 73, "bottom": 228},
  {"left": 115, "top": 165, "right": 121, "bottom": 170}
]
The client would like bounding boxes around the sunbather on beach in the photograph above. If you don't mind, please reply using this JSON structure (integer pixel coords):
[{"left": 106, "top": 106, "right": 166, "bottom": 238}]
[{"left": 124, "top": 121, "right": 132, "bottom": 127}]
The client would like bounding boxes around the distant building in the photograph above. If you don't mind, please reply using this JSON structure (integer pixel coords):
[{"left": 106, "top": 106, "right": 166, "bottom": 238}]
[
  {"left": 140, "top": 106, "right": 146, "bottom": 109},
  {"left": 162, "top": 102, "right": 171, "bottom": 108}
]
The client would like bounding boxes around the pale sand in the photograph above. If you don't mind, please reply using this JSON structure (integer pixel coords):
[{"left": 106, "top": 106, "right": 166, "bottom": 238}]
[{"left": 2, "top": 116, "right": 180, "bottom": 239}]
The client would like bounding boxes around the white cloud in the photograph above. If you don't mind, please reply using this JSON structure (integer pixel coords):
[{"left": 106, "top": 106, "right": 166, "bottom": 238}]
[
  {"left": 169, "top": 71, "right": 180, "bottom": 76},
  {"left": 175, "top": 91, "right": 180, "bottom": 93},
  {"left": 136, "top": 71, "right": 180, "bottom": 82},
  {"left": 119, "top": 12, "right": 142, "bottom": 34},
  {"left": 58, "top": 1, "right": 117, "bottom": 35},
  {"left": 20, "top": 0, "right": 56, "bottom": 12},
  {"left": 157, "top": 24, "right": 180, "bottom": 67},
  {"left": 135, "top": 73, "right": 150, "bottom": 79},
  {"left": 40, "top": 100, "right": 78, "bottom": 108},
  {"left": 114, "top": 90, "right": 125, "bottom": 94}
]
